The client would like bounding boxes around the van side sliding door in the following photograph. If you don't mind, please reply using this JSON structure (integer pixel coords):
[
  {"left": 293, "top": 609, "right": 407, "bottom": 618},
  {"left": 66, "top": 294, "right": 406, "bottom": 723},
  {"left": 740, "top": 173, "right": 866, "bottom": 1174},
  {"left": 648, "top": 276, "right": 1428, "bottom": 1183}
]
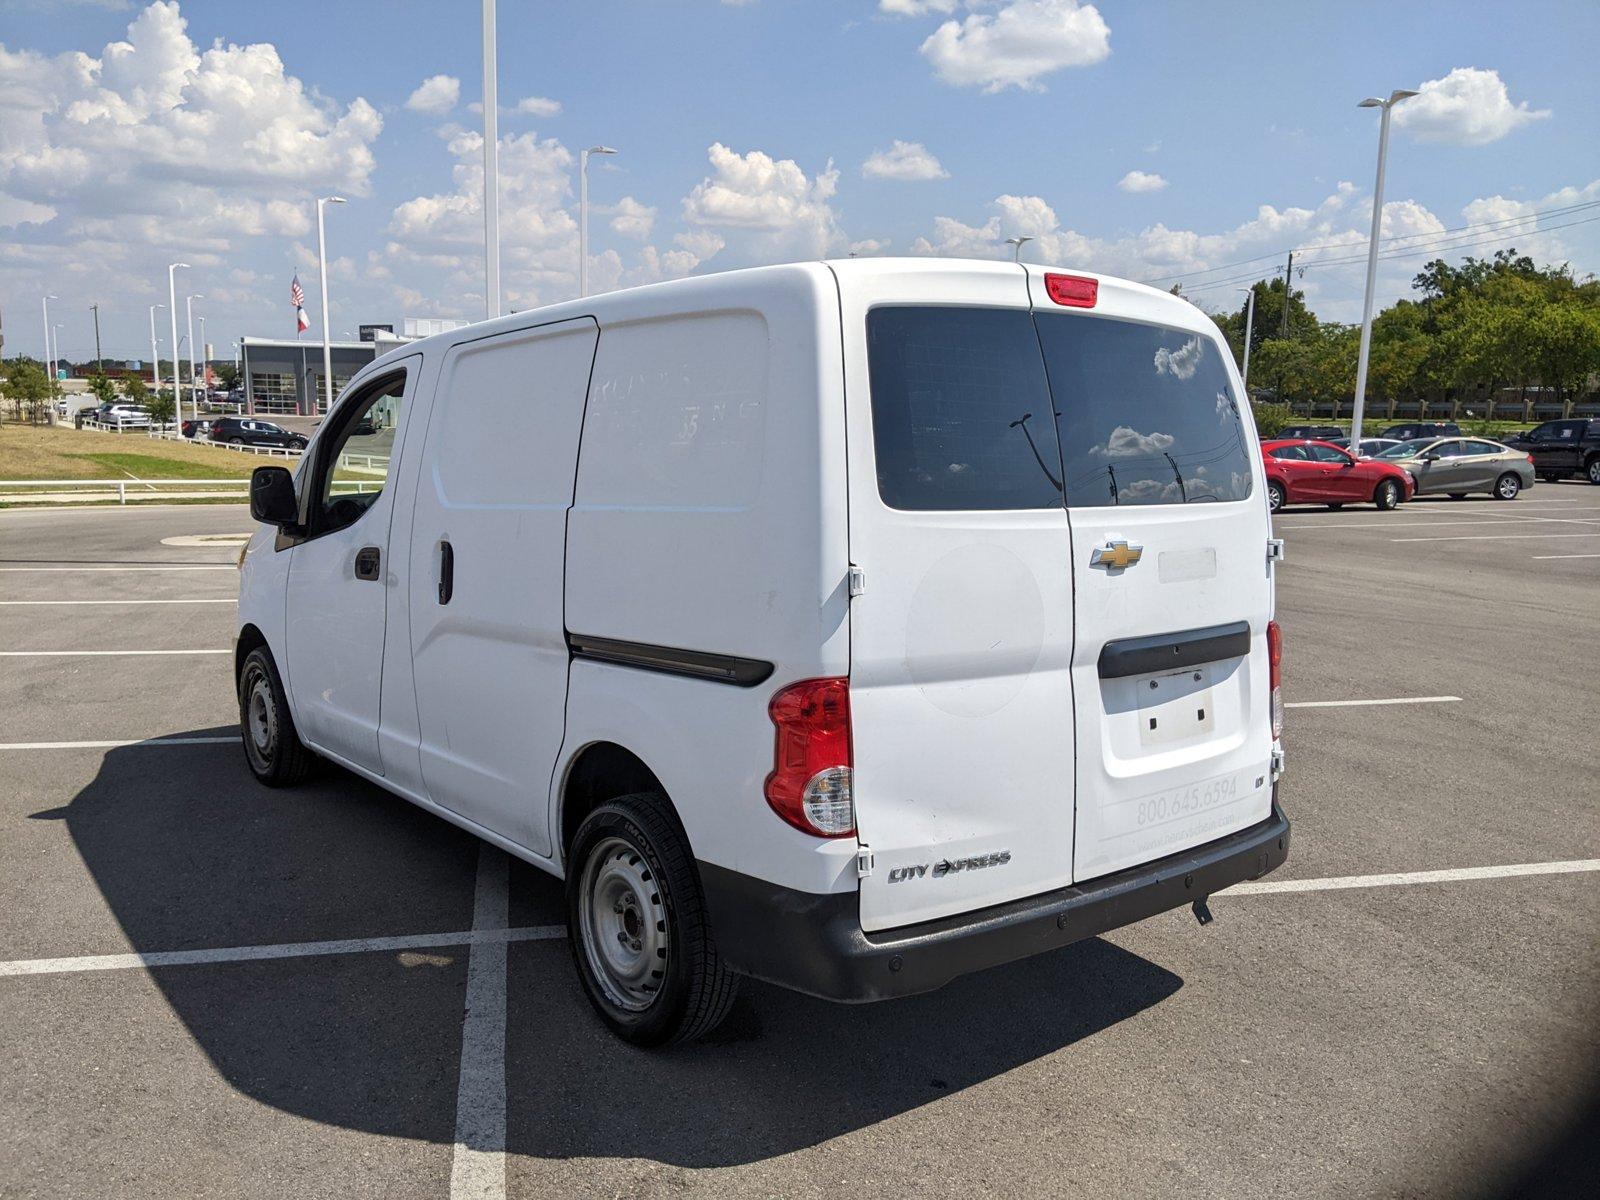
[{"left": 407, "top": 318, "right": 600, "bottom": 855}]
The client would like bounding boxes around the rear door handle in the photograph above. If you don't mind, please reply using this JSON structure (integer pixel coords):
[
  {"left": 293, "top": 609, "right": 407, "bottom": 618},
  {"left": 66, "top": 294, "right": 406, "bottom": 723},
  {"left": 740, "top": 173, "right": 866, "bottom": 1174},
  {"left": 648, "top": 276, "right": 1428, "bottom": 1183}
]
[
  {"left": 354, "top": 546, "right": 381, "bottom": 581},
  {"left": 438, "top": 540, "right": 454, "bottom": 604}
]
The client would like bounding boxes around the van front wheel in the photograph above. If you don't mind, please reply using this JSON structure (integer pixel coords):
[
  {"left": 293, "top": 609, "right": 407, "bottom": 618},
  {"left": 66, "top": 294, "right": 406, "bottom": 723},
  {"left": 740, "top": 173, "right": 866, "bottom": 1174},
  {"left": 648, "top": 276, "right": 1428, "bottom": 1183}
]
[
  {"left": 237, "top": 646, "right": 316, "bottom": 786},
  {"left": 566, "top": 792, "right": 739, "bottom": 1046}
]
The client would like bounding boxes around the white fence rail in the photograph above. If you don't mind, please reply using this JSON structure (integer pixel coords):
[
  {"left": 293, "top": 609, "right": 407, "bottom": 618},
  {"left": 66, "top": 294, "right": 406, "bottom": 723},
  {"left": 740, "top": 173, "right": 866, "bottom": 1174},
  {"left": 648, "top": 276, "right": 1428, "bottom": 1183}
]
[{"left": 0, "top": 478, "right": 382, "bottom": 506}]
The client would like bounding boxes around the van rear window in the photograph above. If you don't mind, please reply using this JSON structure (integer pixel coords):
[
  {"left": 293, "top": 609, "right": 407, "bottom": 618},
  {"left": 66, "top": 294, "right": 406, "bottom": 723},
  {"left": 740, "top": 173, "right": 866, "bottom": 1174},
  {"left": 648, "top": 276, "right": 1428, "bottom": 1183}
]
[
  {"left": 1034, "top": 313, "right": 1253, "bottom": 507},
  {"left": 866, "top": 307, "right": 1063, "bottom": 511},
  {"left": 866, "top": 307, "right": 1253, "bottom": 511}
]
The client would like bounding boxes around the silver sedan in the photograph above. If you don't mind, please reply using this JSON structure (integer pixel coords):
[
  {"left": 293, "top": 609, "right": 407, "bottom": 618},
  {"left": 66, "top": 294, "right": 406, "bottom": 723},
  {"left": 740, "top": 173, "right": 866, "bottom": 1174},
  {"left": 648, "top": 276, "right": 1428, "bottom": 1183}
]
[{"left": 1372, "top": 437, "right": 1536, "bottom": 500}]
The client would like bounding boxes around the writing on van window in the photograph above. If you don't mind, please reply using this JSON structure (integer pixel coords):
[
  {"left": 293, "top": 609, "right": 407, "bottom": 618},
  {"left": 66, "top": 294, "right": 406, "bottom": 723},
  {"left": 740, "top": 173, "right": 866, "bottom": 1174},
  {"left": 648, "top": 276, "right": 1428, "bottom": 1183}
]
[{"left": 1035, "top": 314, "right": 1252, "bottom": 507}]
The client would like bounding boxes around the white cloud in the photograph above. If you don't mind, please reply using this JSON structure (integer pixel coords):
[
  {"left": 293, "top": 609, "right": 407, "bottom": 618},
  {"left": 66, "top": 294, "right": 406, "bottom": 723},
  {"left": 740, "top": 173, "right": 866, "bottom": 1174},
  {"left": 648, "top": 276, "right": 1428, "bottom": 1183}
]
[
  {"left": 405, "top": 73, "right": 460, "bottom": 114},
  {"left": 1392, "top": 67, "right": 1549, "bottom": 145},
  {"left": 608, "top": 195, "right": 655, "bottom": 240},
  {"left": 850, "top": 238, "right": 891, "bottom": 255},
  {"left": 1118, "top": 170, "right": 1167, "bottom": 194},
  {"left": 919, "top": 0, "right": 1110, "bottom": 93},
  {"left": 1154, "top": 337, "right": 1202, "bottom": 379},
  {"left": 515, "top": 95, "right": 561, "bottom": 117},
  {"left": 862, "top": 139, "right": 949, "bottom": 181},
  {"left": 681, "top": 142, "right": 841, "bottom": 257},
  {"left": 1090, "top": 425, "right": 1176, "bottom": 458},
  {"left": 879, "top": 0, "right": 958, "bottom": 14}
]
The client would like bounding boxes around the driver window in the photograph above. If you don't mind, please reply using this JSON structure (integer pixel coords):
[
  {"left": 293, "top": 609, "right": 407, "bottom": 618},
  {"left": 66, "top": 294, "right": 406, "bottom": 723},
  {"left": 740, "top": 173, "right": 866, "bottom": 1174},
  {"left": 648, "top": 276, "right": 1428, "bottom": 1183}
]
[
  {"left": 312, "top": 375, "right": 405, "bottom": 536},
  {"left": 1308, "top": 444, "right": 1349, "bottom": 463}
]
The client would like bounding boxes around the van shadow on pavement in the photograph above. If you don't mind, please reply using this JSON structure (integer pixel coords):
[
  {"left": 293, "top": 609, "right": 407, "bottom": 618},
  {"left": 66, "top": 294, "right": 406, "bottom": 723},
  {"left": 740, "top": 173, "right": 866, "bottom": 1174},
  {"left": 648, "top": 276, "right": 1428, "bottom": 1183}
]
[{"left": 50, "top": 731, "right": 1182, "bottom": 1168}]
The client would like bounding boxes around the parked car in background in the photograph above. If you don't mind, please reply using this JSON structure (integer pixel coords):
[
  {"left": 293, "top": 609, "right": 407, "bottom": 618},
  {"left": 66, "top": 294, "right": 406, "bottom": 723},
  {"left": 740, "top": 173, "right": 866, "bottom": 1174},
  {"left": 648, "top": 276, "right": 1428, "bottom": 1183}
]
[
  {"left": 1379, "top": 421, "right": 1461, "bottom": 441},
  {"left": 104, "top": 404, "right": 152, "bottom": 428},
  {"left": 1499, "top": 419, "right": 1600, "bottom": 484},
  {"left": 1327, "top": 436, "right": 1402, "bottom": 458},
  {"left": 1277, "top": 424, "right": 1346, "bottom": 440},
  {"left": 1373, "top": 438, "right": 1536, "bottom": 500},
  {"left": 207, "top": 416, "right": 308, "bottom": 450},
  {"left": 1261, "top": 439, "right": 1414, "bottom": 512},
  {"left": 180, "top": 417, "right": 210, "bottom": 439}
]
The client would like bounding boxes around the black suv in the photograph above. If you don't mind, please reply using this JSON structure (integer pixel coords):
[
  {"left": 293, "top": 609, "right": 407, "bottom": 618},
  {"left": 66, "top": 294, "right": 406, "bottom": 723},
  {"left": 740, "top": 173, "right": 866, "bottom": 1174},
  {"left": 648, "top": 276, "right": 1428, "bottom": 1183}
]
[
  {"left": 1277, "top": 424, "right": 1346, "bottom": 440},
  {"left": 1501, "top": 419, "right": 1600, "bottom": 484},
  {"left": 1380, "top": 421, "right": 1461, "bottom": 441},
  {"left": 207, "top": 416, "right": 308, "bottom": 450}
]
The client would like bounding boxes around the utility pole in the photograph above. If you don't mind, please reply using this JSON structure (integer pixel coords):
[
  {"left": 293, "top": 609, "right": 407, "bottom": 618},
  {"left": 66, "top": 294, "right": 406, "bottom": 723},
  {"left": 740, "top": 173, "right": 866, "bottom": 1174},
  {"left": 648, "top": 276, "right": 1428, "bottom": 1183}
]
[
  {"left": 90, "top": 304, "right": 102, "bottom": 370},
  {"left": 1278, "top": 252, "right": 1294, "bottom": 340},
  {"left": 482, "top": 0, "right": 501, "bottom": 317},
  {"left": 1240, "top": 286, "right": 1257, "bottom": 389}
]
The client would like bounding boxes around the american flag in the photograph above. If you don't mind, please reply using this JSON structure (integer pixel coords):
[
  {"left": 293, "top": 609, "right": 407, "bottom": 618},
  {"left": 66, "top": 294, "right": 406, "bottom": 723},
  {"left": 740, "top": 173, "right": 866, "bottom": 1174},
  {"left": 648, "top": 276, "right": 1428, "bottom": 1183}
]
[{"left": 291, "top": 275, "right": 309, "bottom": 333}]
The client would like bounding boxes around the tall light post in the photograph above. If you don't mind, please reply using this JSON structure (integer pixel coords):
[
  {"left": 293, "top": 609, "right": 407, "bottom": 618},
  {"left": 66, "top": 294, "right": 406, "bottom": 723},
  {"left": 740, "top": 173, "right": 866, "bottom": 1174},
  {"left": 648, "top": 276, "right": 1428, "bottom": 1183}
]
[
  {"left": 41, "top": 294, "right": 57, "bottom": 385},
  {"left": 186, "top": 293, "right": 204, "bottom": 423},
  {"left": 1005, "top": 235, "right": 1033, "bottom": 263},
  {"left": 52, "top": 323, "right": 64, "bottom": 386},
  {"left": 198, "top": 314, "right": 208, "bottom": 399},
  {"left": 1238, "top": 286, "right": 1257, "bottom": 389},
  {"left": 1350, "top": 88, "right": 1417, "bottom": 447},
  {"left": 149, "top": 304, "right": 165, "bottom": 392},
  {"left": 579, "top": 146, "right": 617, "bottom": 298},
  {"left": 89, "top": 303, "right": 103, "bottom": 370},
  {"left": 482, "top": 0, "right": 501, "bottom": 318},
  {"left": 316, "top": 195, "right": 346, "bottom": 415},
  {"left": 167, "top": 262, "right": 188, "bottom": 430}
]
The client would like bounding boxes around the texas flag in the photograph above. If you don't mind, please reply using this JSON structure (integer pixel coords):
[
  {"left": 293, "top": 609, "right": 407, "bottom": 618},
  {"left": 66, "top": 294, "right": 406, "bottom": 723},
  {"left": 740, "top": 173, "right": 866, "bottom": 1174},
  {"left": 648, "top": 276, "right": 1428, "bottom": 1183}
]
[{"left": 291, "top": 275, "right": 309, "bottom": 333}]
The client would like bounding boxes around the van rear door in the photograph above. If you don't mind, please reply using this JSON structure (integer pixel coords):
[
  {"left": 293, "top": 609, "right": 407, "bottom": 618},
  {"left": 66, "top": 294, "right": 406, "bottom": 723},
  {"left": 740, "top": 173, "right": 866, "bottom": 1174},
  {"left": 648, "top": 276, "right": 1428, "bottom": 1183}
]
[
  {"left": 837, "top": 264, "right": 1080, "bottom": 933},
  {"left": 1028, "top": 273, "right": 1275, "bottom": 882}
]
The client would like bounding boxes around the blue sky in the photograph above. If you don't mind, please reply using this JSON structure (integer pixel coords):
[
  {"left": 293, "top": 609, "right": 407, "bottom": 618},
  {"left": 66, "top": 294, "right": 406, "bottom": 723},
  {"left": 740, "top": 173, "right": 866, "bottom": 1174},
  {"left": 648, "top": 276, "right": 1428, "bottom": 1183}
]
[{"left": 3, "top": 0, "right": 1597, "bottom": 363}]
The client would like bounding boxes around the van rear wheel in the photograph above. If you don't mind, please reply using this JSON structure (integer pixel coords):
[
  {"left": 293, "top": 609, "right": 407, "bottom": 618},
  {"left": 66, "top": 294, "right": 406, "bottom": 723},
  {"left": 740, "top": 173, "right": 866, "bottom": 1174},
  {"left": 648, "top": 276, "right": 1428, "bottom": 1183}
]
[
  {"left": 566, "top": 792, "right": 738, "bottom": 1046},
  {"left": 237, "top": 646, "right": 316, "bottom": 786}
]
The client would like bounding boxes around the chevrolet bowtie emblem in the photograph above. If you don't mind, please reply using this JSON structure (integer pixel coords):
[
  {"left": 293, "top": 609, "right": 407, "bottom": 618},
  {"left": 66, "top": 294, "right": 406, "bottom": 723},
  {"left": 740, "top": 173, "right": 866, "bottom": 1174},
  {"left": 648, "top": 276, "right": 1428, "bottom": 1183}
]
[{"left": 1091, "top": 539, "right": 1144, "bottom": 570}]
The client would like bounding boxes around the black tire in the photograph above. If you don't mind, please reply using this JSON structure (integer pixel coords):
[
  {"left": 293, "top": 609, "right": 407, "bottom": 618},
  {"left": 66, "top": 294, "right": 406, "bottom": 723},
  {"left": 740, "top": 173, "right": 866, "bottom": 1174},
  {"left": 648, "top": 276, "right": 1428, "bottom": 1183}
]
[
  {"left": 1326, "top": 503, "right": 1344, "bottom": 510},
  {"left": 1373, "top": 479, "right": 1401, "bottom": 510},
  {"left": 1587, "top": 457, "right": 1600, "bottom": 486},
  {"left": 237, "top": 646, "right": 316, "bottom": 786},
  {"left": 1448, "top": 493, "right": 1467, "bottom": 500},
  {"left": 566, "top": 792, "right": 738, "bottom": 1046},
  {"left": 229, "top": 436, "right": 244, "bottom": 445},
  {"left": 1493, "top": 472, "right": 1521, "bottom": 501},
  {"left": 1267, "top": 481, "right": 1286, "bottom": 513},
  {"left": 1537, "top": 473, "right": 1565, "bottom": 483}
]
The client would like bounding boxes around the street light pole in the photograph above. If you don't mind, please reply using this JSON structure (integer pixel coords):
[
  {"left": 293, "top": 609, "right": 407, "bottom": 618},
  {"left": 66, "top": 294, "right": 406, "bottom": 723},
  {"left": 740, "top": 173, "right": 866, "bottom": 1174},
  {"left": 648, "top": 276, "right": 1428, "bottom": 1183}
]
[
  {"left": 1350, "top": 88, "right": 1417, "bottom": 449},
  {"left": 41, "top": 294, "right": 57, "bottom": 386},
  {"left": 1239, "top": 286, "right": 1257, "bottom": 389},
  {"left": 90, "top": 303, "right": 102, "bottom": 370},
  {"left": 149, "top": 304, "right": 165, "bottom": 392},
  {"left": 579, "top": 146, "right": 618, "bottom": 298},
  {"left": 482, "top": 0, "right": 501, "bottom": 318},
  {"left": 167, "top": 262, "right": 188, "bottom": 431},
  {"left": 198, "top": 315, "right": 207, "bottom": 399},
  {"left": 52, "top": 323, "right": 63, "bottom": 385},
  {"left": 316, "top": 196, "right": 346, "bottom": 415},
  {"left": 186, "top": 293, "right": 204, "bottom": 424}
]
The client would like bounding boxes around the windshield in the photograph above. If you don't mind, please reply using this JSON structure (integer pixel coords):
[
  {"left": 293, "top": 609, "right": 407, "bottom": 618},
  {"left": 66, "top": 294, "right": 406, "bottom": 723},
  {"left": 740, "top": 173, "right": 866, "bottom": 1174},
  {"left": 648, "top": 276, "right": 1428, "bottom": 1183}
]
[{"left": 1375, "top": 439, "right": 1433, "bottom": 460}]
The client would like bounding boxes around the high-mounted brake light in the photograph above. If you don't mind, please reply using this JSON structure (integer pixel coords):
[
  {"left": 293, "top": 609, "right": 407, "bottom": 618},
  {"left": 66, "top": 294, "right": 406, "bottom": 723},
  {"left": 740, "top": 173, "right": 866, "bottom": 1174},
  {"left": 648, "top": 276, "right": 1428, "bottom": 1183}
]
[
  {"left": 1044, "top": 273, "right": 1098, "bottom": 308},
  {"left": 1266, "top": 620, "right": 1284, "bottom": 741},
  {"left": 765, "top": 677, "right": 854, "bottom": 838}
]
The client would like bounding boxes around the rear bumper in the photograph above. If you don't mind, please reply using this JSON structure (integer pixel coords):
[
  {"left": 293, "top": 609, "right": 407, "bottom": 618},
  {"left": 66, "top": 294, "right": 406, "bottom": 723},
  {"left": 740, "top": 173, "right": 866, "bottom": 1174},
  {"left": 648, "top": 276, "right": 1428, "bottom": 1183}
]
[{"left": 699, "top": 792, "right": 1290, "bottom": 1003}]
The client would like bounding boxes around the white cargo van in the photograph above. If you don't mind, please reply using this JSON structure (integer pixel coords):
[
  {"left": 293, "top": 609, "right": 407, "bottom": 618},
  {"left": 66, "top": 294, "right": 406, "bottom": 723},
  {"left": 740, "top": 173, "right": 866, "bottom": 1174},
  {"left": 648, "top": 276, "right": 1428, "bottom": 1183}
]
[{"left": 236, "top": 258, "right": 1289, "bottom": 1045}]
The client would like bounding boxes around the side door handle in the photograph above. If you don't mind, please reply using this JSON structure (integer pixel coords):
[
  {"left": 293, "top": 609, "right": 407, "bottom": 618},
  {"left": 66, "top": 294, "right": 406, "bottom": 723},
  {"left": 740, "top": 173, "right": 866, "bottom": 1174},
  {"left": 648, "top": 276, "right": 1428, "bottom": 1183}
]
[
  {"left": 354, "top": 545, "right": 381, "bottom": 581},
  {"left": 438, "top": 540, "right": 454, "bottom": 605}
]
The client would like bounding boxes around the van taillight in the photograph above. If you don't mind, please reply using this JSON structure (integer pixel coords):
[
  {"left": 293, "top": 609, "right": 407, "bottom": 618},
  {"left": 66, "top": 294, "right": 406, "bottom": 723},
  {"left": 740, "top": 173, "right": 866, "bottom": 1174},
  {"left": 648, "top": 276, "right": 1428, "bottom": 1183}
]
[
  {"left": 764, "top": 677, "right": 854, "bottom": 838},
  {"left": 1044, "top": 273, "right": 1098, "bottom": 308},
  {"left": 1267, "top": 620, "right": 1284, "bottom": 741}
]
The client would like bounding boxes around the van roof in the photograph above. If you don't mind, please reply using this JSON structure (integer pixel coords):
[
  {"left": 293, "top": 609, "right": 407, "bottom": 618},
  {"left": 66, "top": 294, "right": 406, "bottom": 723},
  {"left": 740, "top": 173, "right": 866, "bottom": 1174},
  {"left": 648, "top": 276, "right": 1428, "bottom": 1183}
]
[{"left": 360, "top": 256, "right": 1214, "bottom": 378}]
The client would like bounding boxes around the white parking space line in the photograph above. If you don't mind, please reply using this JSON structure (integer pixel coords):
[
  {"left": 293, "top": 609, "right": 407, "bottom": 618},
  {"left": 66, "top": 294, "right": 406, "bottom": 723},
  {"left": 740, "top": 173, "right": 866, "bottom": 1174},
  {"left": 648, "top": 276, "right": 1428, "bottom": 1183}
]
[
  {"left": 1222, "top": 858, "right": 1600, "bottom": 896},
  {"left": 450, "top": 846, "right": 511, "bottom": 1200},
  {"left": 0, "top": 599, "right": 234, "bottom": 606},
  {"left": 0, "top": 566, "right": 236, "bottom": 573},
  {"left": 1279, "top": 517, "right": 1599, "bottom": 530},
  {"left": 1389, "top": 531, "right": 1600, "bottom": 543},
  {"left": 0, "top": 649, "right": 230, "bottom": 657},
  {"left": 0, "top": 924, "right": 564, "bottom": 978},
  {"left": 1531, "top": 553, "right": 1600, "bottom": 560},
  {"left": 0, "top": 736, "right": 237, "bottom": 750},
  {"left": 1286, "top": 696, "right": 1461, "bottom": 709}
]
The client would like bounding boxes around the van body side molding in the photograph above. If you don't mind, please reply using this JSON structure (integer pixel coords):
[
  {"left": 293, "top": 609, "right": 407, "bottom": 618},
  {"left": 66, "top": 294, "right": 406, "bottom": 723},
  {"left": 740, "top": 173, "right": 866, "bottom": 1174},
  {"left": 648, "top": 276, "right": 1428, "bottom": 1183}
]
[
  {"left": 567, "top": 633, "right": 775, "bottom": 687},
  {"left": 1097, "top": 620, "right": 1252, "bottom": 680}
]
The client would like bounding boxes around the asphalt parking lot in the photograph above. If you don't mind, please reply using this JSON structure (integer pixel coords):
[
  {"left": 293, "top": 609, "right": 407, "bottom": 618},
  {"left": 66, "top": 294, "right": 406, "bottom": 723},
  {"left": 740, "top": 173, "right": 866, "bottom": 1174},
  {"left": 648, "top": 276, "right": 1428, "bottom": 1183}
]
[{"left": 2, "top": 490, "right": 1597, "bottom": 1199}]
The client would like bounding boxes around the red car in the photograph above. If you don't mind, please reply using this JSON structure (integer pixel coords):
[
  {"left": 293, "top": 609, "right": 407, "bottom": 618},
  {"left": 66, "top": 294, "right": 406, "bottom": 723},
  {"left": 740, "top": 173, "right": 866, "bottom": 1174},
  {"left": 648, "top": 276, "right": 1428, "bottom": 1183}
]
[{"left": 1261, "top": 439, "right": 1414, "bottom": 513}]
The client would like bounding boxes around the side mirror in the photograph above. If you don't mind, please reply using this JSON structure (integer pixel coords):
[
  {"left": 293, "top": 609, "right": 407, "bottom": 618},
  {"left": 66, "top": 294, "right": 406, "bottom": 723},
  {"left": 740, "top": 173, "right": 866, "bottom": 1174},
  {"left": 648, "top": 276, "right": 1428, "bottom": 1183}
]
[
  {"left": 250, "top": 465, "right": 299, "bottom": 527},
  {"left": 1420, "top": 452, "right": 1440, "bottom": 462}
]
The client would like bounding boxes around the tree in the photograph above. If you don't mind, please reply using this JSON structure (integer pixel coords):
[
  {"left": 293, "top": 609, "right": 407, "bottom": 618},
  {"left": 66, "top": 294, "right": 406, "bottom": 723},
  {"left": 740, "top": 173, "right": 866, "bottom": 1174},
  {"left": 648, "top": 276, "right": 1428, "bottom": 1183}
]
[
  {"left": 2, "top": 357, "right": 53, "bottom": 423},
  {"left": 215, "top": 362, "right": 240, "bottom": 391},
  {"left": 88, "top": 373, "right": 118, "bottom": 404},
  {"left": 122, "top": 375, "right": 150, "bottom": 405},
  {"left": 147, "top": 388, "right": 176, "bottom": 425}
]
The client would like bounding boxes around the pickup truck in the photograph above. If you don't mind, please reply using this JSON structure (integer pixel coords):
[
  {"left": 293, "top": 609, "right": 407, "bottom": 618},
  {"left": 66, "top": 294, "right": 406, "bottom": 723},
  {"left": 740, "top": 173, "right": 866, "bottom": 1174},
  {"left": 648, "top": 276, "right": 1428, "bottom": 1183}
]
[{"left": 1500, "top": 419, "right": 1600, "bottom": 484}]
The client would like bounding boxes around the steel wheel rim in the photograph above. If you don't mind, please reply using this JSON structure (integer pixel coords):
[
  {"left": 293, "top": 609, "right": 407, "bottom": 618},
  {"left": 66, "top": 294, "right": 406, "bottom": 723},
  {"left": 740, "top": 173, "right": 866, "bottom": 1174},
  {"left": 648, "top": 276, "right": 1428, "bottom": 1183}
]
[
  {"left": 1589, "top": 461, "right": 1600, "bottom": 484},
  {"left": 577, "top": 835, "right": 668, "bottom": 1013},
  {"left": 1269, "top": 485, "right": 1283, "bottom": 512},
  {"left": 1498, "top": 476, "right": 1517, "bottom": 499},
  {"left": 244, "top": 669, "right": 275, "bottom": 766},
  {"left": 1380, "top": 482, "right": 1396, "bottom": 507}
]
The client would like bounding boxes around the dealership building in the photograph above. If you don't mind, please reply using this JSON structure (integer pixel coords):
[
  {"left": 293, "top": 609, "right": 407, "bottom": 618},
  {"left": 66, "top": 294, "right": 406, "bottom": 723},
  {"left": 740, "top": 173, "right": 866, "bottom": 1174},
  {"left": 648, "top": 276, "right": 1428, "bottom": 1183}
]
[{"left": 240, "top": 319, "right": 466, "bottom": 415}]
